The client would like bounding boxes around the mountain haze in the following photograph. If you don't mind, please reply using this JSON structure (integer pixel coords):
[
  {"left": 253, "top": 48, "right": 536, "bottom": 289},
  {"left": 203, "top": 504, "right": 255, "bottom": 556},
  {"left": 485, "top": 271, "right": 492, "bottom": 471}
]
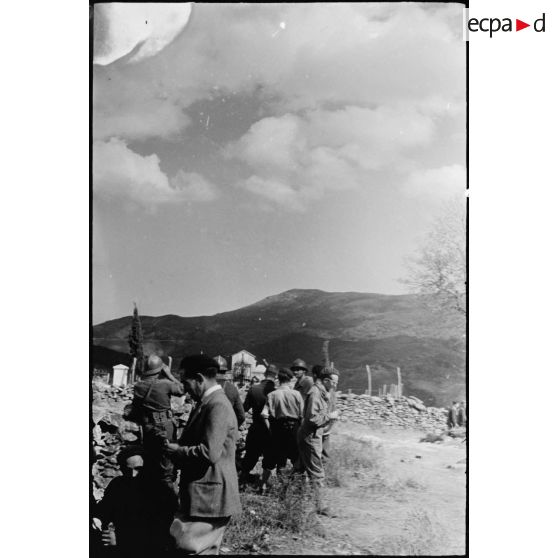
[{"left": 93, "top": 289, "right": 465, "bottom": 406}]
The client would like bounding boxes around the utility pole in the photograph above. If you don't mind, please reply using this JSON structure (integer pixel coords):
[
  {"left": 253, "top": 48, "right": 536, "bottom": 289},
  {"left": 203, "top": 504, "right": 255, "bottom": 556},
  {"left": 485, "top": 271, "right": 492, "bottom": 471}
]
[
  {"left": 396, "top": 366, "right": 402, "bottom": 398},
  {"left": 365, "top": 365, "right": 372, "bottom": 396}
]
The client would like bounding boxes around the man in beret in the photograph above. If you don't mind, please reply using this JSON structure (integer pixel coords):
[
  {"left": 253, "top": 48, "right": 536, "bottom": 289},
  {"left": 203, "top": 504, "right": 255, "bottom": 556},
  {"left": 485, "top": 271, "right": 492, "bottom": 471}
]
[{"left": 165, "top": 355, "right": 241, "bottom": 555}]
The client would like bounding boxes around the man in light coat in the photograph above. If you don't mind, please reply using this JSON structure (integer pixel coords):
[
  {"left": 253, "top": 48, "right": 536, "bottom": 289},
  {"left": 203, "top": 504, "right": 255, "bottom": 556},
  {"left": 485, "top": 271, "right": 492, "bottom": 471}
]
[
  {"left": 297, "top": 365, "right": 339, "bottom": 516},
  {"left": 165, "top": 355, "right": 241, "bottom": 555}
]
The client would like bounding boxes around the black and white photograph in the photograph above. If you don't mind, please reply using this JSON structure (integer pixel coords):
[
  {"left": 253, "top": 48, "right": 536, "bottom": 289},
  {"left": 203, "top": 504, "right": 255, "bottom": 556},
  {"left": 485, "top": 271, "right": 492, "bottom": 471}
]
[{"left": 91, "top": 2, "right": 466, "bottom": 555}]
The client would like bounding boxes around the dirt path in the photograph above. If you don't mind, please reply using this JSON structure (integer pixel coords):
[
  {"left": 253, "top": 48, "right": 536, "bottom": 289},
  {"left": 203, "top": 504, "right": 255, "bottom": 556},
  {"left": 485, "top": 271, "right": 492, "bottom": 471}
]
[{"left": 300, "top": 422, "right": 466, "bottom": 555}]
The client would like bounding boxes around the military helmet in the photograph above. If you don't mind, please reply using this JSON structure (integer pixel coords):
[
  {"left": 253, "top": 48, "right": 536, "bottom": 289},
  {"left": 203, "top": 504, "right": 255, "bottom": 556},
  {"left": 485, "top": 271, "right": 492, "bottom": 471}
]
[
  {"left": 144, "top": 354, "right": 165, "bottom": 376},
  {"left": 265, "top": 363, "right": 279, "bottom": 376},
  {"left": 214, "top": 355, "right": 228, "bottom": 372},
  {"left": 290, "top": 358, "right": 308, "bottom": 372}
]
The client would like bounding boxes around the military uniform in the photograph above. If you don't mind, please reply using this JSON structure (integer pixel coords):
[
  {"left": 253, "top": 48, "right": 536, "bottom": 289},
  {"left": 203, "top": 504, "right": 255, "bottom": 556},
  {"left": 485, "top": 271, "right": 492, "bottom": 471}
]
[
  {"left": 321, "top": 387, "right": 337, "bottom": 463},
  {"left": 220, "top": 380, "right": 245, "bottom": 428},
  {"left": 133, "top": 376, "right": 184, "bottom": 484},
  {"left": 294, "top": 374, "right": 314, "bottom": 400},
  {"left": 297, "top": 382, "right": 331, "bottom": 482},
  {"left": 262, "top": 385, "right": 304, "bottom": 470}
]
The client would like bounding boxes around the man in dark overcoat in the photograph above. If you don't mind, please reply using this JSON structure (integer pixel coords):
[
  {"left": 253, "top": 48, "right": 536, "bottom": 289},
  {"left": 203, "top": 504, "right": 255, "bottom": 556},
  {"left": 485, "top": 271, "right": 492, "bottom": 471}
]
[{"left": 165, "top": 355, "right": 241, "bottom": 555}]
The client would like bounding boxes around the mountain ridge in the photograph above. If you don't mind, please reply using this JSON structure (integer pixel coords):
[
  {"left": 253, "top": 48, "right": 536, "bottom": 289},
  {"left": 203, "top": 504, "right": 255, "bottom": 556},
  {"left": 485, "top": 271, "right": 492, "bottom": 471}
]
[{"left": 93, "top": 289, "right": 465, "bottom": 406}]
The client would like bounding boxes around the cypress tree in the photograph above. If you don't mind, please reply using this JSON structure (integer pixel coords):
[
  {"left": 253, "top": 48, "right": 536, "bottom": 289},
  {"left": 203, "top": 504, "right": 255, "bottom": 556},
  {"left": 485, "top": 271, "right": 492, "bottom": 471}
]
[{"left": 128, "top": 303, "right": 144, "bottom": 374}]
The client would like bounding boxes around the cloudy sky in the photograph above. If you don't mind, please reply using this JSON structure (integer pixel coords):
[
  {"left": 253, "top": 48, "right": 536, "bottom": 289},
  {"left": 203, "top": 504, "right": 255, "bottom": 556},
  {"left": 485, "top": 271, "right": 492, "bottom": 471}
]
[{"left": 93, "top": 2, "right": 465, "bottom": 324}]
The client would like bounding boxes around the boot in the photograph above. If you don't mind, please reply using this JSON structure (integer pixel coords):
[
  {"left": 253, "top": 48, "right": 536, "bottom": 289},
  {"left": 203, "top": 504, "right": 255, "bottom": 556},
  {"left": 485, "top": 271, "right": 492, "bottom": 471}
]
[{"left": 312, "top": 480, "right": 337, "bottom": 517}]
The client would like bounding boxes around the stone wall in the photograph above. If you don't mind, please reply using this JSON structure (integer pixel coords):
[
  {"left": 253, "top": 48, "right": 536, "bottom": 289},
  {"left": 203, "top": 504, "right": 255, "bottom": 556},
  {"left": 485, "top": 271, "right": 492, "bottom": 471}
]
[
  {"left": 336, "top": 392, "right": 448, "bottom": 430},
  {"left": 91, "top": 381, "right": 191, "bottom": 500},
  {"left": 91, "top": 381, "right": 448, "bottom": 499}
]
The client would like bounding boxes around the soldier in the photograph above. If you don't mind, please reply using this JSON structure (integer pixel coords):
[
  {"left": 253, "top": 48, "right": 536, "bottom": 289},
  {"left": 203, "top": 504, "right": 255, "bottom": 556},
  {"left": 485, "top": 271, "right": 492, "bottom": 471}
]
[
  {"left": 216, "top": 361, "right": 245, "bottom": 429},
  {"left": 291, "top": 358, "right": 314, "bottom": 400},
  {"left": 165, "top": 355, "right": 241, "bottom": 555},
  {"left": 321, "top": 366, "right": 340, "bottom": 464},
  {"left": 131, "top": 354, "right": 184, "bottom": 487},
  {"left": 239, "top": 364, "right": 277, "bottom": 486},
  {"left": 260, "top": 368, "right": 304, "bottom": 491},
  {"left": 216, "top": 361, "right": 245, "bottom": 472},
  {"left": 297, "top": 365, "right": 339, "bottom": 516}
]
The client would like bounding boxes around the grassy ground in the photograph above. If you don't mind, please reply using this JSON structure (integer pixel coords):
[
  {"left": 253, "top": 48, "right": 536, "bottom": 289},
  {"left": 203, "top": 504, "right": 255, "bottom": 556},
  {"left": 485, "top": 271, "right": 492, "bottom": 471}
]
[
  {"left": 222, "top": 422, "right": 465, "bottom": 555},
  {"left": 222, "top": 473, "right": 322, "bottom": 554}
]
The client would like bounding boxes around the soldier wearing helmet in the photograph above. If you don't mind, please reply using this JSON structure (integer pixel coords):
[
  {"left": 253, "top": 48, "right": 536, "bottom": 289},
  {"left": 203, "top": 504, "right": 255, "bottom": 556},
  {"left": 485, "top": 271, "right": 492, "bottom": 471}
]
[
  {"left": 291, "top": 358, "right": 314, "bottom": 400},
  {"left": 215, "top": 357, "right": 245, "bottom": 428},
  {"left": 131, "top": 354, "right": 184, "bottom": 486}
]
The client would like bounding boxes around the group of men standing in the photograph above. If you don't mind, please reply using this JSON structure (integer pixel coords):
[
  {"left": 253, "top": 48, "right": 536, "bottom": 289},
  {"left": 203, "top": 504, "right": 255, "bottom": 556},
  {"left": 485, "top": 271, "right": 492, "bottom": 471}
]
[
  {"left": 239, "top": 359, "right": 339, "bottom": 515},
  {"left": 92, "top": 353, "right": 340, "bottom": 556}
]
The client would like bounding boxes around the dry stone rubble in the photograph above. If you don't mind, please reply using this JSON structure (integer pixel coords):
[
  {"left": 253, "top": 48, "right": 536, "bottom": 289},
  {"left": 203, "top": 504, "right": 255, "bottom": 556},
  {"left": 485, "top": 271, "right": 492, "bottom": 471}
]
[{"left": 91, "top": 381, "right": 448, "bottom": 498}]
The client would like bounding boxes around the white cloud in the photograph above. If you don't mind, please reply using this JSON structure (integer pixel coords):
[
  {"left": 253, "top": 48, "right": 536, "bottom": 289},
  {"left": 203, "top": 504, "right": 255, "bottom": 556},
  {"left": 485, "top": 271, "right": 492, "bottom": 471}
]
[
  {"left": 92, "top": 4, "right": 466, "bottom": 211},
  {"left": 170, "top": 170, "right": 219, "bottom": 202},
  {"left": 403, "top": 164, "right": 466, "bottom": 200},
  {"left": 242, "top": 176, "right": 305, "bottom": 213},
  {"left": 93, "top": 138, "right": 218, "bottom": 206},
  {"left": 224, "top": 114, "right": 306, "bottom": 174},
  {"left": 226, "top": 105, "right": 437, "bottom": 210},
  {"left": 93, "top": 3, "right": 192, "bottom": 66},
  {"left": 94, "top": 3, "right": 465, "bottom": 141},
  {"left": 93, "top": 78, "right": 192, "bottom": 140}
]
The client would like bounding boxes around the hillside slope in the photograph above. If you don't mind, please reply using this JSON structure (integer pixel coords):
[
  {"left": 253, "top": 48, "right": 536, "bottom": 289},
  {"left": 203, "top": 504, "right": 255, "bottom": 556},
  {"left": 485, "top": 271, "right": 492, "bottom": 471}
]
[{"left": 93, "top": 289, "right": 465, "bottom": 406}]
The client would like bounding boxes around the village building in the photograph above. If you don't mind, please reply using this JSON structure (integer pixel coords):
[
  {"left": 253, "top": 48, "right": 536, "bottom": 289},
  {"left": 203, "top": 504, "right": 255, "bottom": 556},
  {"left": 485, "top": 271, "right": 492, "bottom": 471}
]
[
  {"left": 110, "top": 364, "right": 130, "bottom": 387},
  {"left": 231, "top": 349, "right": 257, "bottom": 381}
]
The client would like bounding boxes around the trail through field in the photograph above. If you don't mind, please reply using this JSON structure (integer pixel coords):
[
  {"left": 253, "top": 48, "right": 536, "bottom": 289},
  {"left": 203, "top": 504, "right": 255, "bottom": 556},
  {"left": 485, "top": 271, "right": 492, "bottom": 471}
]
[{"left": 284, "top": 422, "right": 466, "bottom": 556}]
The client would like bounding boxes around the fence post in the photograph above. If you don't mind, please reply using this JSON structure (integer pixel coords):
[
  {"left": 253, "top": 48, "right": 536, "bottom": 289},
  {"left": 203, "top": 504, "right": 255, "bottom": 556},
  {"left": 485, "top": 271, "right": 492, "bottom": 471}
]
[{"left": 365, "top": 365, "right": 372, "bottom": 399}]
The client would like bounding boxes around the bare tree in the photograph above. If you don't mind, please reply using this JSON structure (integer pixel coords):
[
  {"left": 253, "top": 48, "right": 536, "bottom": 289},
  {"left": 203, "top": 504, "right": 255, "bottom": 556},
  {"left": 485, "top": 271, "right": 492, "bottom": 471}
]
[{"left": 402, "top": 197, "right": 466, "bottom": 316}]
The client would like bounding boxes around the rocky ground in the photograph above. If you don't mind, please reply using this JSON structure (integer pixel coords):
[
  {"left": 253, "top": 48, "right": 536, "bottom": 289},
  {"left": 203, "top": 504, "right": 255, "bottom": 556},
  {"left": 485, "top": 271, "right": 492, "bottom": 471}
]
[{"left": 91, "top": 381, "right": 465, "bottom": 555}]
